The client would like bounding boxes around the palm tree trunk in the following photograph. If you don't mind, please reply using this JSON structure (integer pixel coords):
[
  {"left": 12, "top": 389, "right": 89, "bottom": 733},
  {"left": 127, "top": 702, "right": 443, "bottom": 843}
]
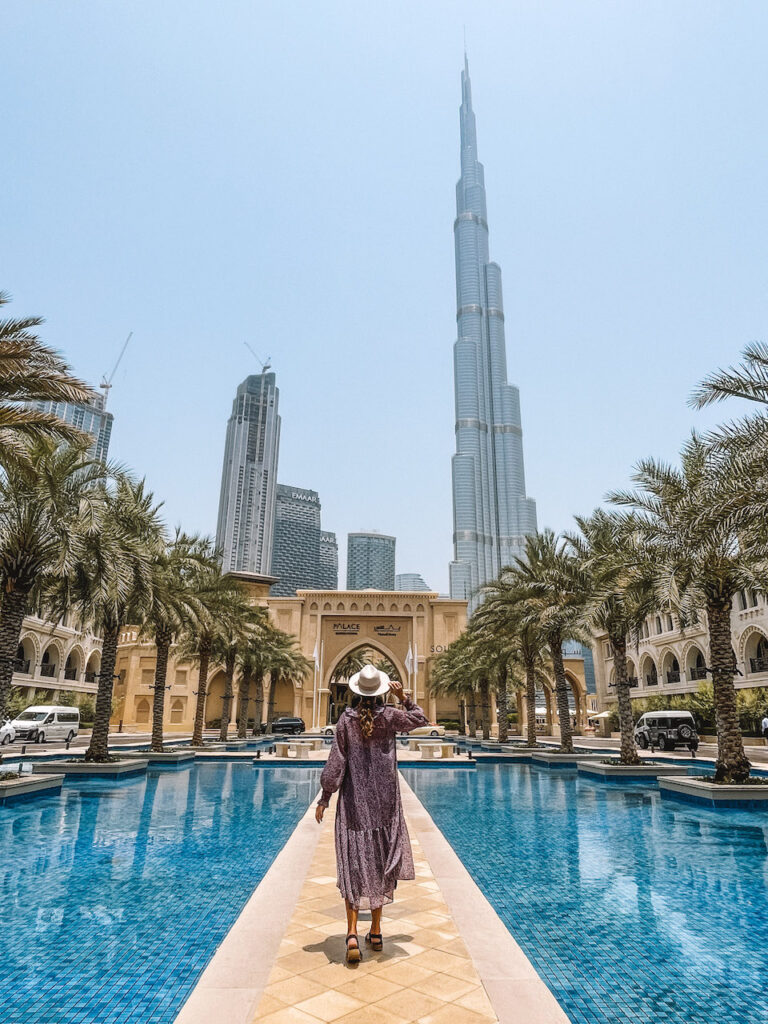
[
  {"left": 466, "top": 690, "right": 477, "bottom": 737},
  {"left": 611, "top": 634, "right": 640, "bottom": 765},
  {"left": 708, "top": 598, "right": 750, "bottom": 782},
  {"left": 525, "top": 657, "right": 537, "bottom": 747},
  {"left": 237, "top": 668, "right": 252, "bottom": 738},
  {"left": 151, "top": 628, "right": 172, "bottom": 753},
  {"left": 479, "top": 679, "right": 491, "bottom": 740},
  {"left": 458, "top": 698, "right": 467, "bottom": 736},
  {"left": 496, "top": 671, "right": 509, "bottom": 742},
  {"left": 85, "top": 622, "right": 120, "bottom": 762},
  {"left": 0, "top": 584, "right": 30, "bottom": 721},
  {"left": 251, "top": 673, "right": 264, "bottom": 736},
  {"left": 191, "top": 641, "right": 210, "bottom": 746},
  {"left": 219, "top": 649, "right": 236, "bottom": 742},
  {"left": 550, "top": 632, "right": 574, "bottom": 753}
]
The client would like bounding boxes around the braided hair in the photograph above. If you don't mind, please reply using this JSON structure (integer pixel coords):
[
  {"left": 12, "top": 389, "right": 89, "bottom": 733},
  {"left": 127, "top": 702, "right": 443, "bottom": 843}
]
[{"left": 351, "top": 694, "right": 382, "bottom": 739}]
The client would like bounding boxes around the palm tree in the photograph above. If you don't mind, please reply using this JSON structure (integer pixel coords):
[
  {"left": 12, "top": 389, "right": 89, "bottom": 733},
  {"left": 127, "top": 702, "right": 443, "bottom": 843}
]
[
  {"left": 210, "top": 605, "right": 262, "bottom": 742},
  {"left": 174, "top": 545, "right": 250, "bottom": 746},
  {"left": 476, "top": 578, "right": 550, "bottom": 748},
  {"left": 610, "top": 433, "right": 765, "bottom": 781},
  {"left": 374, "top": 656, "right": 400, "bottom": 682},
  {"left": 140, "top": 532, "right": 210, "bottom": 752},
  {"left": 567, "top": 509, "right": 658, "bottom": 765},
  {"left": 262, "top": 634, "right": 313, "bottom": 731},
  {"left": 52, "top": 475, "right": 165, "bottom": 761},
  {"left": 234, "top": 610, "right": 277, "bottom": 739},
  {"left": 510, "top": 530, "right": 589, "bottom": 753},
  {"left": 429, "top": 633, "right": 475, "bottom": 736},
  {"left": 0, "top": 437, "right": 111, "bottom": 721},
  {"left": 0, "top": 292, "right": 98, "bottom": 467},
  {"left": 330, "top": 648, "right": 368, "bottom": 683}
]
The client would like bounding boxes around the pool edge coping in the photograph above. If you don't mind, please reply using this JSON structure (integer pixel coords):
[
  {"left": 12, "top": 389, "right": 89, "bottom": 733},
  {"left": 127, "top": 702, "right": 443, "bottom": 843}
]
[
  {"left": 173, "top": 794, "right": 323, "bottom": 1024},
  {"left": 399, "top": 774, "right": 573, "bottom": 1024}
]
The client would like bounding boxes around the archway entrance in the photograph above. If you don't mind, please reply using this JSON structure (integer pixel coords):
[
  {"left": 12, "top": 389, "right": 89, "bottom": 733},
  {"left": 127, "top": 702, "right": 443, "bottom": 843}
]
[{"left": 324, "top": 640, "right": 405, "bottom": 725}]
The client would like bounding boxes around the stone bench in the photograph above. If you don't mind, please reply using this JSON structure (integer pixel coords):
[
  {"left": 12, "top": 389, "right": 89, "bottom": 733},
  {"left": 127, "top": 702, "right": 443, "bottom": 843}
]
[
  {"left": 409, "top": 738, "right": 442, "bottom": 751},
  {"left": 419, "top": 743, "right": 440, "bottom": 759}
]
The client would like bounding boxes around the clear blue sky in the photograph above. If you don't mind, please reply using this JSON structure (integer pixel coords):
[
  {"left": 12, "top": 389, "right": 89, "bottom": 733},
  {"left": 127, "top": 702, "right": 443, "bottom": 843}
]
[{"left": 3, "top": 1, "right": 767, "bottom": 592}]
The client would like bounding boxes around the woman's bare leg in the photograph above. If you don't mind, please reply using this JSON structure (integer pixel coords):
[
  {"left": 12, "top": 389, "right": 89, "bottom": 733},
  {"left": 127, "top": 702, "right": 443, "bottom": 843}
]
[
  {"left": 371, "top": 907, "right": 382, "bottom": 936},
  {"left": 345, "top": 901, "right": 359, "bottom": 941}
]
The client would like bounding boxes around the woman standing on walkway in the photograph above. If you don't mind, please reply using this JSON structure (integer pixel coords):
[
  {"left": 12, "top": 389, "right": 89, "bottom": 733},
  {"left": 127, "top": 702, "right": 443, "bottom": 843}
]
[{"left": 315, "top": 663, "right": 428, "bottom": 963}]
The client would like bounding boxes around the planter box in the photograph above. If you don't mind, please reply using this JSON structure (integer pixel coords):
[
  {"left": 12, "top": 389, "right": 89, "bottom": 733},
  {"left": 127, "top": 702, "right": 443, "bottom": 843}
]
[
  {"left": 31, "top": 759, "right": 148, "bottom": 778},
  {"left": 659, "top": 776, "right": 768, "bottom": 809},
  {"left": 121, "top": 750, "right": 195, "bottom": 765},
  {"left": 578, "top": 762, "right": 690, "bottom": 781},
  {"left": 0, "top": 773, "right": 64, "bottom": 804},
  {"left": 532, "top": 752, "right": 608, "bottom": 768}
]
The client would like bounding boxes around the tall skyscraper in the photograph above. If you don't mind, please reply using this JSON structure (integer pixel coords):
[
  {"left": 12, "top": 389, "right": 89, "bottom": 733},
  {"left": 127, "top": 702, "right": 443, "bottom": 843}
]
[
  {"left": 395, "top": 573, "right": 431, "bottom": 592},
  {"left": 319, "top": 531, "right": 339, "bottom": 590},
  {"left": 346, "top": 532, "right": 396, "bottom": 590},
  {"left": 31, "top": 391, "right": 113, "bottom": 462},
  {"left": 449, "top": 57, "right": 537, "bottom": 608},
  {"left": 216, "top": 372, "right": 281, "bottom": 575},
  {"left": 270, "top": 484, "right": 338, "bottom": 595}
]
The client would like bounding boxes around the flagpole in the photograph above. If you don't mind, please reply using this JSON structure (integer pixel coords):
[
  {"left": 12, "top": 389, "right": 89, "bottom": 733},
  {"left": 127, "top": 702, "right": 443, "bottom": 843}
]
[{"left": 317, "top": 639, "right": 324, "bottom": 730}]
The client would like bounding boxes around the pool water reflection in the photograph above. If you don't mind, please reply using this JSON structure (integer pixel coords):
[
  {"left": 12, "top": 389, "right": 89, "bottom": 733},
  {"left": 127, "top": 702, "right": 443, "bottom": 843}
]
[
  {"left": 404, "top": 764, "right": 768, "bottom": 1024},
  {"left": 0, "top": 764, "right": 320, "bottom": 1024}
]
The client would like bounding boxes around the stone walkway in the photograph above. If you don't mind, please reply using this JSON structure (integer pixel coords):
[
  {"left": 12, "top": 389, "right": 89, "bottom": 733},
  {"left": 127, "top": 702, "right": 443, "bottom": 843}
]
[{"left": 252, "top": 796, "right": 498, "bottom": 1024}]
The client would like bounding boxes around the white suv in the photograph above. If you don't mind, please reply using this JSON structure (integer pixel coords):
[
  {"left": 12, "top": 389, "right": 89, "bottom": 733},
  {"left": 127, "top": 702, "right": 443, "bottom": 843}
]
[
  {"left": 10, "top": 706, "right": 80, "bottom": 744},
  {"left": 634, "top": 710, "right": 698, "bottom": 752}
]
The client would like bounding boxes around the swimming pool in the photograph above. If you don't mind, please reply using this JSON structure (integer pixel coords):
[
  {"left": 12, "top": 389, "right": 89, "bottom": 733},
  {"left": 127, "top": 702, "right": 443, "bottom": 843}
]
[
  {"left": 0, "top": 763, "right": 320, "bottom": 1024},
  {"left": 404, "top": 764, "right": 768, "bottom": 1024}
]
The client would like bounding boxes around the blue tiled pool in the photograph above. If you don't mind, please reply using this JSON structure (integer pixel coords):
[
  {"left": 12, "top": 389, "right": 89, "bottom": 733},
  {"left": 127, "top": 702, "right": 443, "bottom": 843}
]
[
  {"left": 0, "top": 764, "right": 320, "bottom": 1024},
  {"left": 404, "top": 764, "right": 768, "bottom": 1024}
]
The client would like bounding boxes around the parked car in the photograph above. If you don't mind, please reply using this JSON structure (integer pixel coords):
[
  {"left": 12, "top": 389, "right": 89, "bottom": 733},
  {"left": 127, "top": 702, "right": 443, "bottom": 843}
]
[
  {"left": 321, "top": 724, "right": 336, "bottom": 736},
  {"left": 634, "top": 710, "right": 698, "bottom": 752},
  {"left": 270, "top": 716, "right": 306, "bottom": 735},
  {"left": 10, "top": 706, "right": 80, "bottom": 744},
  {"left": 410, "top": 724, "right": 445, "bottom": 738},
  {"left": 0, "top": 719, "right": 15, "bottom": 745}
]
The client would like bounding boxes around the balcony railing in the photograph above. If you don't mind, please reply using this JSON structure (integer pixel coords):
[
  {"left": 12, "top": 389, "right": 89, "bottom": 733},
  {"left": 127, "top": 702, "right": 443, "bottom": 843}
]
[
  {"left": 689, "top": 666, "right": 708, "bottom": 681},
  {"left": 64, "top": 667, "right": 78, "bottom": 680},
  {"left": 40, "top": 663, "right": 57, "bottom": 678},
  {"left": 628, "top": 676, "right": 639, "bottom": 688},
  {"left": 750, "top": 657, "right": 768, "bottom": 674},
  {"left": 646, "top": 673, "right": 658, "bottom": 686},
  {"left": 666, "top": 670, "right": 681, "bottom": 684},
  {"left": 84, "top": 670, "right": 97, "bottom": 683},
  {"left": 13, "top": 658, "right": 30, "bottom": 674}
]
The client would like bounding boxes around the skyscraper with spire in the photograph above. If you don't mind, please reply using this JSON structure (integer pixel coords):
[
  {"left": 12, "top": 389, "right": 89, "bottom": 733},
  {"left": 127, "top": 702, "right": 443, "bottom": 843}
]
[{"left": 449, "top": 57, "right": 537, "bottom": 608}]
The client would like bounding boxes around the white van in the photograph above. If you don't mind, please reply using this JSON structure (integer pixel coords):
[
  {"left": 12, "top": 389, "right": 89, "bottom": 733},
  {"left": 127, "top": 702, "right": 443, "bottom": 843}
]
[{"left": 10, "top": 705, "right": 80, "bottom": 744}]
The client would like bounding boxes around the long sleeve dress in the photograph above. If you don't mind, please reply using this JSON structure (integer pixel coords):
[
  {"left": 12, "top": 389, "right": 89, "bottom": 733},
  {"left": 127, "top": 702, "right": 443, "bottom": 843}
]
[{"left": 318, "top": 698, "right": 428, "bottom": 910}]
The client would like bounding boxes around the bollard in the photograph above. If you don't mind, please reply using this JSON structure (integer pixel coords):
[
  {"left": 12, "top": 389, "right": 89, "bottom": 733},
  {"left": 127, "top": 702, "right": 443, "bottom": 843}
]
[
  {"left": 65, "top": 738, "right": 71, "bottom": 750},
  {"left": 21, "top": 745, "right": 26, "bottom": 756},
  {"left": 118, "top": 720, "right": 124, "bottom": 734},
  {"left": 255, "top": 751, "right": 261, "bottom": 760}
]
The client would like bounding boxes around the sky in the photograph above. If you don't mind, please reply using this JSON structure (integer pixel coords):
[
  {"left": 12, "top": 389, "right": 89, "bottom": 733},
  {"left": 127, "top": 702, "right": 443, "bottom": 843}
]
[{"left": 3, "top": 1, "right": 768, "bottom": 593}]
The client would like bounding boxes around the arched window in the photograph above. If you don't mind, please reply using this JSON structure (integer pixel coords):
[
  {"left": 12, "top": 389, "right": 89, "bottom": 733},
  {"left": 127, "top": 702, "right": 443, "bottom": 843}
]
[
  {"left": 655, "top": 617, "right": 663, "bottom": 635},
  {"left": 170, "top": 699, "right": 184, "bottom": 724},
  {"left": 645, "top": 661, "right": 658, "bottom": 687},
  {"left": 136, "top": 699, "right": 150, "bottom": 724}
]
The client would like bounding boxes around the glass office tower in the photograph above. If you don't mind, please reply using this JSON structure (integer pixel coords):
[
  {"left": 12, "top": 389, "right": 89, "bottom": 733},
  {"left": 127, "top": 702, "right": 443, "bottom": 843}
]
[
  {"left": 31, "top": 392, "right": 113, "bottom": 462},
  {"left": 346, "top": 532, "right": 396, "bottom": 590},
  {"left": 216, "top": 373, "right": 281, "bottom": 574},
  {"left": 270, "top": 485, "right": 338, "bottom": 595},
  {"left": 449, "top": 57, "right": 537, "bottom": 609}
]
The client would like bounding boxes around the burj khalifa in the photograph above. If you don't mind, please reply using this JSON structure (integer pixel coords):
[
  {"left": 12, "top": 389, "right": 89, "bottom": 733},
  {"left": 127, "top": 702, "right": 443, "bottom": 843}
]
[{"left": 449, "top": 57, "right": 537, "bottom": 607}]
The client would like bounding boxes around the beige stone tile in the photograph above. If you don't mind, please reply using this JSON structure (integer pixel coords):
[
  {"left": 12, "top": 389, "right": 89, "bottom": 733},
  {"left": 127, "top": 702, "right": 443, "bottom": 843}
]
[
  {"left": 255, "top": 993, "right": 287, "bottom": 1017},
  {"left": 334, "top": 973, "right": 402, "bottom": 1003},
  {"left": 295, "top": 990, "right": 364, "bottom": 1022},
  {"left": 436, "top": 937, "right": 469, "bottom": 957},
  {"left": 275, "top": 947, "right": 331, "bottom": 975},
  {"left": 257, "top": 1007, "right": 324, "bottom": 1024},
  {"left": 411, "top": 972, "right": 478, "bottom": 1002},
  {"left": 416, "top": 1004, "right": 496, "bottom": 1024},
  {"left": 302, "top": 961, "right": 365, "bottom": 990},
  {"left": 410, "top": 928, "right": 460, "bottom": 948},
  {"left": 266, "top": 975, "right": 328, "bottom": 1005},
  {"left": 453, "top": 986, "right": 496, "bottom": 1018},
  {"left": 375, "top": 987, "right": 445, "bottom": 1022},
  {"left": 333, "top": 1005, "right": 410, "bottom": 1024},
  {"left": 268, "top": 963, "right": 296, "bottom": 984},
  {"left": 372, "top": 961, "right": 435, "bottom": 989},
  {"left": 407, "top": 950, "right": 470, "bottom": 974}
]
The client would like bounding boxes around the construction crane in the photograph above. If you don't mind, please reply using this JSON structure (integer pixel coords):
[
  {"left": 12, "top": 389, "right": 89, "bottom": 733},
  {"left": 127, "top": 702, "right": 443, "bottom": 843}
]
[
  {"left": 243, "top": 342, "right": 271, "bottom": 374},
  {"left": 100, "top": 332, "right": 133, "bottom": 406}
]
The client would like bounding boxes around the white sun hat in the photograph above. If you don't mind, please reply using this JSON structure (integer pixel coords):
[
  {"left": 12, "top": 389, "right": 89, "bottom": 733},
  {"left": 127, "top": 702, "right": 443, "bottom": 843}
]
[{"left": 348, "top": 663, "right": 390, "bottom": 698}]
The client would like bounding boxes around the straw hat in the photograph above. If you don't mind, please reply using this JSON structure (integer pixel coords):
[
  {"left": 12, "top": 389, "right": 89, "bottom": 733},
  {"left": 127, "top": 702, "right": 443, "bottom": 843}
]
[{"left": 348, "top": 663, "right": 390, "bottom": 698}]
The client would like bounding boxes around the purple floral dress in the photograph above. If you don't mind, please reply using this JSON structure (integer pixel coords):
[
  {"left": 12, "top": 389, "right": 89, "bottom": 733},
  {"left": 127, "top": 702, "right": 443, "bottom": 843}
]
[{"left": 318, "top": 699, "right": 428, "bottom": 910}]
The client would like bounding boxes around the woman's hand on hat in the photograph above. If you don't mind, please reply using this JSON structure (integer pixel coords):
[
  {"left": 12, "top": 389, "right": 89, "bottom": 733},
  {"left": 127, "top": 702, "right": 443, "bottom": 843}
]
[{"left": 389, "top": 679, "right": 406, "bottom": 703}]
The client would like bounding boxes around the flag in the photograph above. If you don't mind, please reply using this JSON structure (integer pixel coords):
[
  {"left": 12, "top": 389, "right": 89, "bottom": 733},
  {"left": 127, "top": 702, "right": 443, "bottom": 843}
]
[
  {"left": 405, "top": 644, "right": 413, "bottom": 675},
  {"left": 313, "top": 641, "right": 320, "bottom": 669}
]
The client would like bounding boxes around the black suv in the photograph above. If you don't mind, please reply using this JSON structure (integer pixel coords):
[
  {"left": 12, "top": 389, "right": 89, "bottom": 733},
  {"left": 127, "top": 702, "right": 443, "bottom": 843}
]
[{"left": 271, "top": 716, "right": 306, "bottom": 735}]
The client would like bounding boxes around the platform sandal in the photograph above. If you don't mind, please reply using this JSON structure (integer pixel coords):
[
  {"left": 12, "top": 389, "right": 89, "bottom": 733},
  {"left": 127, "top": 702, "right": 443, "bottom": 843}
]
[
  {"left": 346, "top": 934, "right": 361, "bottom": 963},
  {"left": 365, "top": 932, "right": 383, "bottom": 952}
]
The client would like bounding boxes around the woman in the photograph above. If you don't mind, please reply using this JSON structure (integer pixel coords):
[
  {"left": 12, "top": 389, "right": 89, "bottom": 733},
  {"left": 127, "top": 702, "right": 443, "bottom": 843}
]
[{"left": 315, "top": 662, "right": 428, "bottom": 962}]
